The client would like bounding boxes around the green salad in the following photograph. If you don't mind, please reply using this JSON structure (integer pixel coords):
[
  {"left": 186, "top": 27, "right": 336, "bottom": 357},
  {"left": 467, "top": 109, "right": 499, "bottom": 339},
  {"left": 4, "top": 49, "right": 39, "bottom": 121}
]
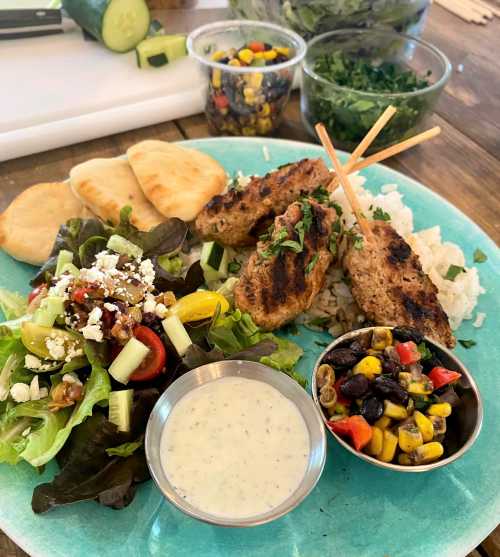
[{"left": 0, "top": 207, "right": 305, "bottom": 514}]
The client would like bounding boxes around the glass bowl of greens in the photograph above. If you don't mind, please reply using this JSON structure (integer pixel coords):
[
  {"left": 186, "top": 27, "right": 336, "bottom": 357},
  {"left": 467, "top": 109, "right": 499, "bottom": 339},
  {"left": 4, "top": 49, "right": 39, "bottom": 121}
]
[
  {"left": 230, "top": 0, "right": 431, "bottom": 40},
  {"left": 301, "top": 28, "right": 451, "bottom": 153}
]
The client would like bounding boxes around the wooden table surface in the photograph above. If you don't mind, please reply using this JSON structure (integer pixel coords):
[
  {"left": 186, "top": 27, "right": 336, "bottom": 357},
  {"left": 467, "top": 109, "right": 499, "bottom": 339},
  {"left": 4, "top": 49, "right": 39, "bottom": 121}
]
[{"left": 0, "top": 4, "right": 499, "bottom": 556}]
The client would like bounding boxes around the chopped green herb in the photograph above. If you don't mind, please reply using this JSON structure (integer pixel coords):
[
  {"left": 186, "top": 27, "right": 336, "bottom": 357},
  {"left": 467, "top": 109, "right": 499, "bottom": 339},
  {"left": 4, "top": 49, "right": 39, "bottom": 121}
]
[
  {"left": 301, "top": 200, "right": 313, "bottom": 232},
  {"left": 353, "top": 235, "right": 364, "bottom": 250},
  {"left": 473, "top": 248, "right": 487, "bottom": 263},
  {"left": 458, "top": 339, "right": 477, "bottom": 349},
  {"left": 315, "top": 341, "right": 329, "bottom": 348},
  {"left": 228, "top": 260, "right": 241, "bottom": 274},
  {"left": 310, "top": 185, "right": 330, "bottom": 205},
  {"left": 368, "top": 204, "right": 373, "bottom": 211},
  {"left": 329, "top": 234, "right": 338, "bottom": 257},
  {"left": 444, "top": 264, "right": 466, "bottom": 281},
  {"left": 332, "top": 203, "right": 343, "bottom": 217},
  {"left": 282, "top": 322, "right": 299, "bottom": 336},
  {"left": 306, "top": 254, "right": 319, "bottom": 275},
  {"left": 417, "top": 342, "right": 432, "bottom": 360},
  {"left": 307, "top": 316, "right": 330, "bottom": 328},
  {"left": 332, "top": 220, "right": 342, "bottom": 234},
  {"left": 373, "top": 207, "right": 391, "bottom": 221}
]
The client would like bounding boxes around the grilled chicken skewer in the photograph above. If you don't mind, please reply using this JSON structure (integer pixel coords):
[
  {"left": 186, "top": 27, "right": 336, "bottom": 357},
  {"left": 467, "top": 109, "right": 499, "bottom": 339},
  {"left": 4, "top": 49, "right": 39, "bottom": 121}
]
[
  {"left": 234, "top": 199, "right": 336, "bottom": 330},
  {"left": 195, "top": 158, "right": 331, "bottom": 247}
]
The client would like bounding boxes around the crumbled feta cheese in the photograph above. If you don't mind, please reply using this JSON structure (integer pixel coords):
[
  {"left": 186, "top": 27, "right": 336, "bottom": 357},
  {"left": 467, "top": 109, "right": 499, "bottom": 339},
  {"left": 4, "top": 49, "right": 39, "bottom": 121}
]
[
  {"left": 81, "top": 324, "right": 103, "bottom": 342},
  {"left": 22, "top": 427, "right": 31, "bottom": 437},
  {"left": 10, "top": 383, "right": 30, "bottom": 403},
  {"left": 49, "top": 274, "right": 73, "bottom": 300},
  {"left": 64, "top": 343, "right": 84, "bottom": 363},
  {"left": 104, "top": 302, "right": 119, "bottom": 312},
  {"left": 155, "top": 303, "right": 168, "bottom": 319},
  {"left": 473, "top": 312, "right": 486, "bottom": 328},
  {"left": 143, "top": 295, "right": 157, "bottom": 314},
  {"left": 139, "top": 259, "right": 155, "bottom": 287},
  {"left": 29, "top": 375, "right": 41, "bottom": 401},
  {"left": 45, "top": 336, "right": 66, "bottom": 360},
  {"left": 79, "top": 266, "right": 105, "bottom": 285},
  {"left": 95, "top": 251, "right": 119, "bottom": 271},
  {"left": 87, "top": 306, "right": 102, "bottom": 325},
  {"left": 62, "top": 373, "right": 82, "bottom": 386},
  {"left": 25, "top": 354, "right": 42, "bottom": 370}
]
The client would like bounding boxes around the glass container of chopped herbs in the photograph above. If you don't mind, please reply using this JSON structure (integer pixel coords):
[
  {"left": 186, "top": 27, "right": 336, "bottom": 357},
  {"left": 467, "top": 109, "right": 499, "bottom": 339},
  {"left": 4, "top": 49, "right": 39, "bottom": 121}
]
[{"left": 301, "top": 29, "right": 451, "bottom": 152}]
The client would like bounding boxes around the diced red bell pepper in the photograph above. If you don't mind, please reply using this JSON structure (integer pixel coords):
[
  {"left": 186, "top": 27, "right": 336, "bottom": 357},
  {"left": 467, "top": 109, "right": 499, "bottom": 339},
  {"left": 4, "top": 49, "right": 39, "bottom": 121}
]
[
  {"left": 213, "top": 94, "right": 229, "bottom": 109},
  {"left": 334, "top": 377, "right": 351, "bottom": 406},
  {"left": 396, "top": 341, "right": 421, "bottom": 365},
  {"left": 71, "top": 287, "right": 94, "bottom": 304},
  {"left": 248, "top": 40, "right": 265, "bottom": 53},
  {"left": 328, "top": 415, "right": 373, "bottom": 452},
  {"left": 428, "top": 367, "right": 462, "bottom": 390}
]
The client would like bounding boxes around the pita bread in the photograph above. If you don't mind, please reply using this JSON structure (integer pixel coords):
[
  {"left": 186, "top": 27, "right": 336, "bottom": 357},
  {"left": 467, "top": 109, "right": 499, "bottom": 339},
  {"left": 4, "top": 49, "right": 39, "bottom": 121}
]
[
  {"left": 0, "top": 182, "right": 88, "bottom": 266},
  {"left": 70, "top": 158, "right": 165, "bottom": 231},
  {"left": 127, "top": 140, "right": 226, "bottom": 222}
]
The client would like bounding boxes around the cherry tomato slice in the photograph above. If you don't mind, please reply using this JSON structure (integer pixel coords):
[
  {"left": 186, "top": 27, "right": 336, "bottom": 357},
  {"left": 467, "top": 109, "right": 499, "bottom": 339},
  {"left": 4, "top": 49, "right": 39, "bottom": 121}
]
[
  {"left": 214, "top": 94, "right": 229, "bottom": 109},
  {"left": 428, "top": 366, "right": 461, "bottom": 390},
  {"left": 334, "top": 376, "right": 351, "bottom": 406},
  {"left": 395, "top": 341, "right": 421, "bottom": 365},
  {"left": 28, "top": 284, "right": 46, "bottom": 304},
  {"left": 248, "top": 41, "right": 265, "bottom": 53},
  {"left": 71, "top": 287, "right": 94, "bottom": 305},
  {"left": 129, "top": 325, "right": 167, "bottom": 382}
]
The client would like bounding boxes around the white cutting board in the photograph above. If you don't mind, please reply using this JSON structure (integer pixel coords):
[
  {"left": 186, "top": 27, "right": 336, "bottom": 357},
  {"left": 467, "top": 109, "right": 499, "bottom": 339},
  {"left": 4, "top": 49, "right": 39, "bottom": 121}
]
[{"left": 0, "top": 28, "right": 206, "bottom": 161}]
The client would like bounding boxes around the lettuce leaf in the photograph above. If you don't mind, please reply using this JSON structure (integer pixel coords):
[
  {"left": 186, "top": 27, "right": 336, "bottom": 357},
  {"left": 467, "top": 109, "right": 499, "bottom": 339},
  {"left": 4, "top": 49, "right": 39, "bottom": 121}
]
[
  {"left": 24, "top": 342, "right": 111, "bottom": 467},
  {"left": 0, "top": 288, "right": 28, "bottom": 320},
  {"left": 106, "top": 439, "right": 143, "bottom": 458}
]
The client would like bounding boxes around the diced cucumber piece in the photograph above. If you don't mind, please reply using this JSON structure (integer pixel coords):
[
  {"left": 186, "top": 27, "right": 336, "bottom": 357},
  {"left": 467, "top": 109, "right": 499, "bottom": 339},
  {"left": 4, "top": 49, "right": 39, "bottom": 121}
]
[
  {"left": 158, "top": 254, "right": 183, "bottom": 275},
  {"left": 109, "top": 390, "right": 134, "bottom": 433},
  {"left": 200, "top": 242, "right": 229, "bottom": 282},
  {"left": 40, "top": 296, "right": 65, "bottom": 317},
  {"left": 108, "top": 337, "right": 150, "bottom": 384},
  {"left": 107, "top": 234, "right": 143, "bottom": 259},
  {"left": 55, "top": 250, "right": 73, "bottom": 276},
  {"left": 162, "top": 315, "right": 192, "bottom": 356},
  {"left": 136, "top": 35, "right": 187, "bottom": 69},
  {"left": 60, "top": 262, "right": 80, "bottom": 277},
  {"left": 62, "top": 0, "right": 150, "bottom": 53},
  {"left": 32, "top": 308, "right": 57, "bottom": 328}
]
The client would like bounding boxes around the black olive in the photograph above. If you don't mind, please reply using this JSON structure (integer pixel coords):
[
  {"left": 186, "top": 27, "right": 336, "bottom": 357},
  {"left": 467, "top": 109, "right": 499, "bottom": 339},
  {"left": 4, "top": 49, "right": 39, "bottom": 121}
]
[
  {"left": 349, "top": 340, "right": 366, "bottom": 358},
  {"left": 392, "top": 326, "right": 424, "bottom": 344},
  {"left": 340, "top": 374, "right": 370, "bottom": 399},
  {"left": 322, "top": 348, "right": 358, "bottom": 368},
  {"left": 422, "top": 354, "right": 443, "bottom": 374},
  {"left": 360, "top": 397, "right": 384, "bottom": 424},
  {"left": 373, "top": 376, "right": 409, "bottom": 405}
]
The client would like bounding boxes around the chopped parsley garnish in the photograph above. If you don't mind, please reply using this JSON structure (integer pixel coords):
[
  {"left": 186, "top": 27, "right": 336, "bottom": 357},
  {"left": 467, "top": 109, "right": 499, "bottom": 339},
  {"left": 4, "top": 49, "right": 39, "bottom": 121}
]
[
  {"left": 444, "top": 264, "right": 466, "bottom": 281},
  {"left": 417, "top": 342, "right": 432, "bottom": 360},
  {"left": 332, "top": 203, "right": 343, "bottom": 217},
  {"left": 458, "top": 339, "right": 477, "bottom": 349},
  {"left": 228, "top": 260, "right": 241, "bottom": 274},
  {"left": 473, "top": 248, "right": 487, "bottom": 263},
  {"left": 315, "top": 341, "right": 329, "bottom": 348},
  {"left": 353, "top": 235, "right": 364, "bottom": 250},
  {"left": 373, "top": 207, "right": 391, "bottom": 221},
  {"left": 310, "top": 185, "right": 330, "bottom": 205},
  {"left": 305, "top": 254, "right": 319, "bottom": 275}
]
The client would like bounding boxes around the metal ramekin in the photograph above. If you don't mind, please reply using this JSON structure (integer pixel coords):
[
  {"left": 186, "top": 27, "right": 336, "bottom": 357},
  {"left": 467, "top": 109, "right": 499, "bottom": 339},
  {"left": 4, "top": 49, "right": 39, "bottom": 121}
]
[
  {"left": 146, "top": 360, "right": 326, "bottom": 526},
  {"left": 312, "top": 327, "right": 483, "bottom": 472}
]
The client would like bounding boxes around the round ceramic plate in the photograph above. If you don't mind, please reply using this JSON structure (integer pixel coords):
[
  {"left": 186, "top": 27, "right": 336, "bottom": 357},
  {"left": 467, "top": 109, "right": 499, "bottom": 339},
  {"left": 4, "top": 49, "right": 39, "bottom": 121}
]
[{"left": 0, "top": 138, "right": 498, "bottom": 557}]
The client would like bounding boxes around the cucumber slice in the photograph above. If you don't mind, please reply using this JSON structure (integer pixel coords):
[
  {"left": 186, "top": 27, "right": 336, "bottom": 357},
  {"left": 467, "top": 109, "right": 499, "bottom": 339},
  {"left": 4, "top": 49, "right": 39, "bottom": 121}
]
[
  {"left": 109, "top": 390, "right": 134, "bottom": 433},
  {"left": 62, "top": 0, "right": 150, "bottom": 53},
  {"left": 200, "top": 241, "right": 229, "bottom": 282},
  {"left": 40, "top": 296, "right": 65, "bottom": 317},
  {"left": 60, "top": 262, "right": 80, "bottom": 277},
  {"left": 32, "top": 308, "right": 57, "bottom": 328},
  {"left": 162, "top": 315, "right": 192, "bottom": 356},
  {"left": 55, "top": 250, "right": 73, "bottom": 276},
  {"left": 135, "top": 35, "right": 187, "bottom": 69},
  {"left": 107, "top": 234, "right": 143, "bottom": 259},
  {"left": 108, "top": 337, "right": 150, "bottom": 384}
]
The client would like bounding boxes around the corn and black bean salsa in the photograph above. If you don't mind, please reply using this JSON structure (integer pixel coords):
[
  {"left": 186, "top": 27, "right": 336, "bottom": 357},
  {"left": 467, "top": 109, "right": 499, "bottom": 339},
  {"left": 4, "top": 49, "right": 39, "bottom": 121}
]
[
  {"left": 206, "top": 41, "right": 294, "bottom": 136},
  {"left": 316, "top": 326, "right": 462, "bottom": 466}
]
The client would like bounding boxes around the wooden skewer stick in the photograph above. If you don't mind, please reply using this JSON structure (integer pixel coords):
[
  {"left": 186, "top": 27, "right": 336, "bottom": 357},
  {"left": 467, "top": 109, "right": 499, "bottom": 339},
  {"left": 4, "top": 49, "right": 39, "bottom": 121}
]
[
  {"left": 329, "top": 126, "right": 441, "bottom": 192},
  {"left": 472, "top": 0, "right": 500, "bottom": 16},
  {"left": 315, "top": 123, "right": 374, "bottom": 241},
  {"left": 435, "top": 0, "right": 486, "bottom": 23},
  {"left": 458, "top": 0, "right": 493, "bottom": 18}
]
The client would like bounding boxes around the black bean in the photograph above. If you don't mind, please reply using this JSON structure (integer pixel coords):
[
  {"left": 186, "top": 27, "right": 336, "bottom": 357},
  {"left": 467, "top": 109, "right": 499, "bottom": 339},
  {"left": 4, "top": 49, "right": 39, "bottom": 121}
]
[
  {"left": 373, "top": 375, "right": 409, "bottom": 405},
  {"left": 360, "top": 397, "right": 384, "bottom": 424},
  {"left": 381, "top": 358, "right": 402, "bottom": 378},
  {"left": 340, "top": 374, "right": 370, "bottom": 399},
  {"left": 422, "top": 354, "right": 443, "bottom": 373},
  {"left": 349, "top": 340, "right": 366, "bottom": 358},
  {"left": 322, "top": 348, "right": 358, "bottom": 368},
  {"left": 392, "top": 326, "right": 424, "bottom": 344}
]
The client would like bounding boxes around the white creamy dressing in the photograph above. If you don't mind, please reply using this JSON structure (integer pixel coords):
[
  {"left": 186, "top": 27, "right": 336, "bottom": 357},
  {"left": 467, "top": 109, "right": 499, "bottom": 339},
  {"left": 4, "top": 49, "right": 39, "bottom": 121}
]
[{"left": 160, "top": 376, "right": 310, "bottom": 519}]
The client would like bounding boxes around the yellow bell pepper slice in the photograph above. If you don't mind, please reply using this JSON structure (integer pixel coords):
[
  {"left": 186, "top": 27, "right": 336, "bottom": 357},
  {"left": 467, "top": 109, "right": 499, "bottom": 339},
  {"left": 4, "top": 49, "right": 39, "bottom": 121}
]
[{"left": 168, "top": 291, "right": 229, "bottom": 323}]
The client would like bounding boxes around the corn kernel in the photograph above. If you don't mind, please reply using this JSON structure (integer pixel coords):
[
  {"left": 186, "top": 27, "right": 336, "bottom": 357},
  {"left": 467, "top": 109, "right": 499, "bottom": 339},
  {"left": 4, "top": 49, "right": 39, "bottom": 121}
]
[
  {"left": 242, "top": 126, "right": 256, "bottom": 136},
  {"left": 254, "top": 51, "right": 265, "bottom": 59},
  {"left": 243, "top": 87, "right": 255, "bottom": 98},
  {"left": 377, "top": 429, "right": 398, "bottom": 463},
  {"left": 398, "top": 453, "right": 412, "bottom": 465},
  {"left": 228, "top": 58, "right": 241, "bottom": 67},
  {"left": 429, "top": 415, "right": 446, "bottom": 436},
  {"left": 428, "top": 402, "right": 451, "bottom": 417},
  {"left": 407, "top": 378, "right": 434, "bottom": 395},
  {"left": 365, "top": 426, "right": 383, "bottom": 456},
  {"left": 374, "top": 416, "right": 391, "bottom": 430},
  {"left": 371, "top": 327, "right": 393, "bottom": 350},
  {"left": 398, "top": 372, "right": 412, "bottom": 389},
  {"left": 258, "top": 102, "right": 271, "bottom": 117},
  {"left": 411, "top": 441, "right": 444, "bottom": 464},
  {"left": 238, "top": 48, "right": 254, "bottom": 64},
  {"left": 263, "top": 49, "right": 277, "bottom": 61},
  {"left": 414, "top": 410, "right": 434, "bottom": 442},
  {"left": 384, "top": 400, "right": 408, "bottom": 420},
  {"left": 353, "top": 356, "right": 382, "bottom": 380},
  {"left": 275, "top": 46, "right": 291, "bottom": 57},
  {"left": 211, "top": 50, "right": 226, "bottom": 62},
  {"left": 398, "top": 423, "right": 424, "bottom": 453},
  {"left": 211, "top": 69, "right": 222, "bottom": 89},
  {"left": 257, "top": 117, "right": 273, "bottom": 134},
  {"left": 248, "top": 72, "right": 263, "bottom": 89}
]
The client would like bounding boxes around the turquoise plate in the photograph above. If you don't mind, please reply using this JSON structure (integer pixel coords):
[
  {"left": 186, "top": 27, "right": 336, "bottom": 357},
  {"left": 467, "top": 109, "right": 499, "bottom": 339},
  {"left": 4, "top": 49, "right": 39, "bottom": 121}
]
[{"left": 1, "top": 138, "right": 499, "bottom": 557}]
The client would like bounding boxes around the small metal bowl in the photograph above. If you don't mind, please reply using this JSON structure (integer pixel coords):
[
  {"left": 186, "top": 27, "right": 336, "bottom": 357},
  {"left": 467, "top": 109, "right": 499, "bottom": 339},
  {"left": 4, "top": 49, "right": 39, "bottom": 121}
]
[
  {"left": 312, "top": 327, "right": 483, "bottom": 472},
  {"left": 146, "top": 360, "right": 326, "bottom": 526}
]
